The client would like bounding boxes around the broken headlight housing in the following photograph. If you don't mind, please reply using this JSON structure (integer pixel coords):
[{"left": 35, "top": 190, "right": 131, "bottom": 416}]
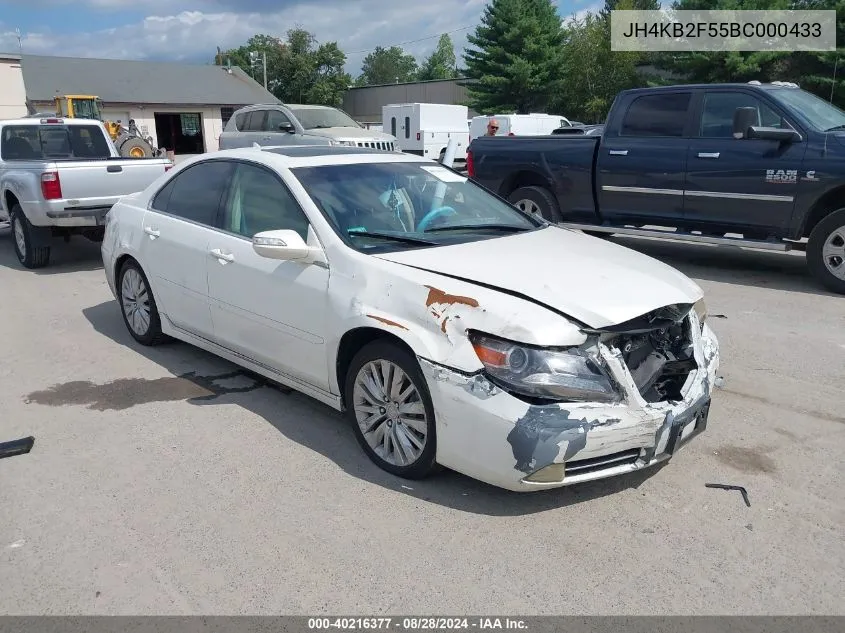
[{"left": 469, "top": 332, "right": 621, "bottom": 403}]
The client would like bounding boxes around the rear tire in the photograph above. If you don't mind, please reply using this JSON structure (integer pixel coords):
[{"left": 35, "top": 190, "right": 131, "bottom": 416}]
[
  {"left": 807, "top": 208, "right": 845, "bottom": 294},
  {"left": 508, "top": 186, "right": 561, "bottom": 222},
  {"left": 117, "top": 259, "right": 168, "bottom": 345},
  {"left": 10, "top": 205, "right": 51, "bottom": 269},
  {"left": 344, "top": 341, "right": 438, "bottom": 480}
]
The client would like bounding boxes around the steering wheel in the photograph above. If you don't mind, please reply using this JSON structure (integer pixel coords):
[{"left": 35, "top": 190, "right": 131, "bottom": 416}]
[{"left": 417, "top": 206, "right": 457, "bottom": 232}]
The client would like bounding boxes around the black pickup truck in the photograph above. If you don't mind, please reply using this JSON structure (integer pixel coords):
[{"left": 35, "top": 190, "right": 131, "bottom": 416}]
[{"left": 466, "top": 82, "right": 845, "bottom": 293}]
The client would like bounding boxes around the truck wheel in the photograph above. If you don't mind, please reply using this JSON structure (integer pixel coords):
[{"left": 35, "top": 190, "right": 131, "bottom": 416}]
[
  {"left": 119, "top": 137, "right": 153, "bottom": 158},
  {"left": 10, "top": 205, "right": 51, "bottom": 269},
  {"left": 508, "top": 186, "right": 561, "bottom": 222},
  {"left": 807, "top": 208, "right": 845, "bottom": 294}
]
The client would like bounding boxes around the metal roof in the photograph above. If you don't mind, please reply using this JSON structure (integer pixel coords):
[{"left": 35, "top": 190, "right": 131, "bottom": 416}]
[{"left": 20, "top": 54, "right": 281, "bottom": 106}]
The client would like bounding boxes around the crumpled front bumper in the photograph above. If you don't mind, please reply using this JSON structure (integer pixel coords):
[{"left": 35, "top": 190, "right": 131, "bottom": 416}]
[{"left": 420, "top": 315, "right": 720, "bottom": 492}]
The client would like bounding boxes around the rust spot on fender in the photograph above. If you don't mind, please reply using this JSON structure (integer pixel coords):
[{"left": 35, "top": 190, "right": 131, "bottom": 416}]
[
  {"left": 441, "top": 316, "right": 450, "bottom": 333},
  {"left": 367, "top": 314, "right": 409, "bottom": 330},
  {"left": 424, "top": 286, "right": 479, "bottom": 309}
]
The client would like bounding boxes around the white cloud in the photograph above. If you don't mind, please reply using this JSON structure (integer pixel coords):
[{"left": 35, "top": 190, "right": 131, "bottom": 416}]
[
  {"left": 0, "top": 0, "right": 490, "bottom": 75},
  {"left": 562, "top": 3, "right": 603, "bottom": 26}
]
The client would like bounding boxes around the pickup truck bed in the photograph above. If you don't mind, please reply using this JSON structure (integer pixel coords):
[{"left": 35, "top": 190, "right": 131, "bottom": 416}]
[{"left": 467, "top": 82, "right": 845, "bottom": 294}]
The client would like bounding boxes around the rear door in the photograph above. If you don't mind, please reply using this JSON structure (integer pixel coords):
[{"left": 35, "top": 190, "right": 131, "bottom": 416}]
[
  {"left": 684, "top": 89, "right": 805, "bottom": 234},
  {"left": 138, "top": 159, "right": 233, "bottom": 340},
  {"left": 596, "top": 90, "right": 693, "bottom": 224}
]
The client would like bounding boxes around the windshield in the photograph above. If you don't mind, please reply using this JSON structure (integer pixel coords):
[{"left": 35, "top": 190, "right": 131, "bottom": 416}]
[
  {"left": 291, "top": 162, "right": 542, "bottom": 253},
  {"left": 771, "top": 88, "right": 845, "bottom": 131},
  {"left": 289, "top": 107, "right": 361, "bottom": 130}
]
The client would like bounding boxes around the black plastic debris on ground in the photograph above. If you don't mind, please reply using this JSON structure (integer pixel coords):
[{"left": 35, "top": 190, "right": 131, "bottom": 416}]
[
  {"left": 0, "top": 436, "right": 35, "bottom": 460},
  {"left": 706, "top": 482, "right": 751, "bottom": 507}
]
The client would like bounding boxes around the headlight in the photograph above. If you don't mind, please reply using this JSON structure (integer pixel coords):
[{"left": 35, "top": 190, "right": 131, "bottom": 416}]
[
  {"left": 693, "top": 298, "right": 707, "bottom": 329},
  {"left": 469, "top": 333, "right": 621, "bottom": 403}
]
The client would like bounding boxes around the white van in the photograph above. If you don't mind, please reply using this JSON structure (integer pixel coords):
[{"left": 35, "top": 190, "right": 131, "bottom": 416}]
[
  {"left": 469, "top": 113, "right": 571, "bottom": 140},
  {"left": 383, "top": 103, "right": 469, "bottom": 163}
]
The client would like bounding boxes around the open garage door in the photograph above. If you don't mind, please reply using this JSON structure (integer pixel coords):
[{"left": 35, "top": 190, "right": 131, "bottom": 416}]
[{"left": 153, "top": 112, "right": 205, "bottom": 155}]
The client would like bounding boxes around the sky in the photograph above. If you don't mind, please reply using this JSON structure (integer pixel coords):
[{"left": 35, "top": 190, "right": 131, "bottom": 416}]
[{"left": 0, "top": 0, "right": 603, "bottom": 77}]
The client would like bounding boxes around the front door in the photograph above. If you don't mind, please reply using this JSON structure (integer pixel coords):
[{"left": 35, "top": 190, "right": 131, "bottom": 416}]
[
  {"left": 596, "top": 91, "right": 693, "bottom": 225},
  {"left": 684, "top": 90, "right": 805, "bottom": 235},
  {"left": 206, "top": 160, "right": 331, "bottom": 391},
  {"left": 138, "top": 160, "right": 233, "bottom": 340}
]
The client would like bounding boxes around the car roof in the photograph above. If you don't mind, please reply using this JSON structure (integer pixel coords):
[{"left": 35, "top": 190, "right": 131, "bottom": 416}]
[
  {"left": 0, "top": 117, "right": 103, "bottom": 126},
  {"left": 188, "top": 145, "right": 431, "bottom": 169}
]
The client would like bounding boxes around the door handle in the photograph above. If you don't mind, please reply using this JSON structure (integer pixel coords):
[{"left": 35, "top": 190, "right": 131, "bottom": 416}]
[
  {"left": 107, "top": 165, "right": 123, "bottom": 173},
  {"left": 143, "top": 226, "right": 160, "bottom": 239},
  {"left": 209, "top": 248, "right": 235, "bottom": 263},
  {"left": 608, "top": 149, "right": 629, "bottom": 156},
  {"left": 697, "top": 152, "right": 720, "bottom": 159},
  {"left": 262, "top": 136, "right": 272, "bottom": 141}
]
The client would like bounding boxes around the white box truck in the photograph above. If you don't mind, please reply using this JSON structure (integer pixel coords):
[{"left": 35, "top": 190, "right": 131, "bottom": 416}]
[{"left": 383, "top": 103, "right": 469, "bottom": 163}]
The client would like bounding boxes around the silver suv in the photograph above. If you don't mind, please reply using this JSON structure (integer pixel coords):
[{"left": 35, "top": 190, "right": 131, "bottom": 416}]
[{"left": 219, "top": 104, "right": 397, "bottom": 151}]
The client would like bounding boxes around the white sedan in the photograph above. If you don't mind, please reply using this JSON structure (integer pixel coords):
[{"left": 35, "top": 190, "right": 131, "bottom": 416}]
[{"left": 101, "top": 146, "right": 720, "bottom": 492}]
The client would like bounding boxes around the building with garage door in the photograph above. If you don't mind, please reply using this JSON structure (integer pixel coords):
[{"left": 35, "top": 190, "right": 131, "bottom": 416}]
[{"left": 8, "top": 53, "right": 279, "bottom": 155}]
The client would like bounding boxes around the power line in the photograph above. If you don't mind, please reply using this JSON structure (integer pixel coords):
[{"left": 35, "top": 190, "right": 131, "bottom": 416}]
[{"left": 345, "top": 24, "right": 476, "bottom": 56}]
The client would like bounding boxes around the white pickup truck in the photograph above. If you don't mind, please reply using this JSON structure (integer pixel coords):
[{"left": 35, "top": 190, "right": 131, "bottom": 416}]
[{"left": 0, "top": 116, "right": 172, "bottom": 268}]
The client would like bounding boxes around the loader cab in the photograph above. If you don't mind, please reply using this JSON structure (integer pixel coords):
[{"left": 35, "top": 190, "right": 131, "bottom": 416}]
[{"left": 54, "top": 95, "right": 103, "bottom": 121}]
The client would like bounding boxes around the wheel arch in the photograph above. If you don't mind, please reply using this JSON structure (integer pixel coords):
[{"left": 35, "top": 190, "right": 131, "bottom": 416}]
[
  {"left": 334, "top": 326, "right": 421, "bottom": 410},
  {"left": 802, "top": 186, "right": 845, "bottom": 238},
  {"left": 498, "top": 170, "right": 553, "bottom": 199},
  {"left": 3, "top": 189, "right": 20, "bottom": 216}
]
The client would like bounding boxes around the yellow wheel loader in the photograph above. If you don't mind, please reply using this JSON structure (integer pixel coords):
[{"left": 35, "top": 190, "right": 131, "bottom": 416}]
[{"left": 40, "top": 95, "right": 164, "bottom": 158}]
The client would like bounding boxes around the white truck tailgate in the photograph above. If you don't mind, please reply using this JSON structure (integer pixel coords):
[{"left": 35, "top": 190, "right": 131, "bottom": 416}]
[{"left": 57, "top": 160, "right": 167, "bottom": 201}]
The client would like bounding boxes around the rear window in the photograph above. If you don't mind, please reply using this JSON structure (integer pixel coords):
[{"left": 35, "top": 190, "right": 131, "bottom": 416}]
[{"left": 1, "top": 124, "right": 111, "bottom": 160}]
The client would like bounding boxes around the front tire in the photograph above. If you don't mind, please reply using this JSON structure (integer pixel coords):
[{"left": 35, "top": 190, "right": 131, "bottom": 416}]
[
  {"left": 344, "top": 341, "right": 438, "bottom": 479},
  {"left": 118, "top": 259, "right": 167, "bottom": 345},
  {"left": 508, "top": 186, "right": 561, "bottom": 222},
  {"left": 10, "top": 205, "right": 51, "bottom": 269},
  {"left": 807, "top": 208, "right": 845, "bottom": 294}
]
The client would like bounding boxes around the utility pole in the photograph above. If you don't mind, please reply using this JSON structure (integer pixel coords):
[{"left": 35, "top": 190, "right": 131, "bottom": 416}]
[
  {"left": 15, "top": 28, "right": 22, "bottom": 54},
  {"left": 263, "top": 51, "right": 267, "bottom": 90}
]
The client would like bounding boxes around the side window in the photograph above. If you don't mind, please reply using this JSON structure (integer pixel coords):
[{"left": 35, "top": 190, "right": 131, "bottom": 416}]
[
  {"left": 700, "top": 92, "right": 785, "bottom": 138},
  {"left": 404, "top": 116, "right": 410, "bottom": 139},
  {"left": 221, "top": 162, "right": 310, "bottom": 241},
  {"left": 391, "top": 117, "right": 397, "bottom": 137},
  {"left": 620, "top": 93, "right": 691, "bottom": 138},
  {"left": 152, "top": 161, "right": 233, "bottom": 225},
  {"left": 234, "top": 112, "right": 247, "bottom": 130},
  {"left": 266, "top": 110, "right": 292, "bottom": 132},
  {"left": 221, "top": 106, "right": 235, "bottom": 128},
  {"left": 245, "top": 110, "right": 266, "bottom": 132}
]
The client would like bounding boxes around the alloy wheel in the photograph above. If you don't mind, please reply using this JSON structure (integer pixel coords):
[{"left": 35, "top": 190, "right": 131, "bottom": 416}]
[
  {"left": 352, "top": 360, "right": 428, "bottom": 467},
  {"left": 822, "top": 226, "right": 845, "bottom": 281},
  {"left": 121, "top": 268, "right": 151, "bottom": 336}
]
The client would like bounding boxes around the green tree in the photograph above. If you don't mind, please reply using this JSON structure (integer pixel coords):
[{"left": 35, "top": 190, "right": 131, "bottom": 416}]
[
  {"left": 418, "top": 34, "right": 459, "bottom": 80},
  {"left": 219, "top": 29, "right": 351, "bottom": 107},
  {"left": 554, "top": 3, "right": 644, "bottom": 121},
  {"left": 355, "top": 46, "right": 418, "bottom": 86},
  {"left": 462, "top": 0, "right": 565, "bottom": 114}
]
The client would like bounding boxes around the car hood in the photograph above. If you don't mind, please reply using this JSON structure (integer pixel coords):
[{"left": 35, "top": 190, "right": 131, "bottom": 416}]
[
  {"left": 303, "top": 127, "right": 396, "bottom": 142},
  {"left": 374, "top": 226, "right": 703, "bottom": 329}
]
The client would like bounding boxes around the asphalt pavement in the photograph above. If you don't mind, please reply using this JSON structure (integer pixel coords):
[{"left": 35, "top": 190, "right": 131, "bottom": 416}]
[{"left": 0, "top": 229, "right": 842, "bottom": 615}]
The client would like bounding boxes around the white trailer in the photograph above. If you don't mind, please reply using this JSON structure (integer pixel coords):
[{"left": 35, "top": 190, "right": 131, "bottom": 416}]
[
  {"left": 383, "top": 103, "right": 469, "bottom": 163},
  {"left": 469, "top": 113, "right": 572, "bottom": 140}
]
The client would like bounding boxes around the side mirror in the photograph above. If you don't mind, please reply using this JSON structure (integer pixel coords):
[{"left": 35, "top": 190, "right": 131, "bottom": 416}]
[
  {"left": 279, "top": 122, "right": 294, "bottom": 133},
  {"left": 732, "top": 107, "right": 757, "bottom": 139},
  {"left": 252, "top": 229, "right": 312, "bottom": 260}
]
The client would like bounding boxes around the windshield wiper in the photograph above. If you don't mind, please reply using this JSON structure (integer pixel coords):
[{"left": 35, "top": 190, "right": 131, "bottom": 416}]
[
  {"left": 424, "top": 223, "right": 531, "bottom": 233},
  {"left": 347, "top": 230, "right": 437, "bottom": 245},
  {"left": 825, "top": 124, "right": 845, "bottom": 131}
]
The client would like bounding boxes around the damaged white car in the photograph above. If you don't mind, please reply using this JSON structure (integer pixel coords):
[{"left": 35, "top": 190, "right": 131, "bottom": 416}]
[{"left": 101, "top": 146, "right": 720, "bottom": 492}]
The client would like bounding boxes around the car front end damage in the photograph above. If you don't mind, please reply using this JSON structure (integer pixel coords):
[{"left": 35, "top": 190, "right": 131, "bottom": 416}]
[{"left": 419, "top": 302, "right": 720, "bottom": 492}]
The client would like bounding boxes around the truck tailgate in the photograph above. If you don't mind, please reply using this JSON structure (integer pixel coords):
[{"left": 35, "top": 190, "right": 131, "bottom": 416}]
[{"left": 56, "top": 160, "right": 168, "bottom": 202}]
